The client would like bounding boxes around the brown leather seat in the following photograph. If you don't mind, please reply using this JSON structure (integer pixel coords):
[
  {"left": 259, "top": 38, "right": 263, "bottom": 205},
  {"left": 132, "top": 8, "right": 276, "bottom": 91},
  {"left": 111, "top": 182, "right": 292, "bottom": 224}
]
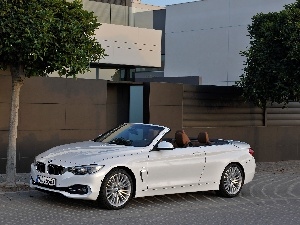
[
  {"left": 198, "top": 132, "right": 210, "bottom": 145},
  {"left": 174, "top": 130, "right": 193, "bottom": 148}
]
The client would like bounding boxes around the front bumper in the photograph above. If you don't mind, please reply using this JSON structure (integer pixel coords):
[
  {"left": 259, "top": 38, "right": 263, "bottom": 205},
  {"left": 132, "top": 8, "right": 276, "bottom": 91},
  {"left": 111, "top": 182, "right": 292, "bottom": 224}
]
[{"left": 30, "top": 164, "right": 106, "bottom": 200}]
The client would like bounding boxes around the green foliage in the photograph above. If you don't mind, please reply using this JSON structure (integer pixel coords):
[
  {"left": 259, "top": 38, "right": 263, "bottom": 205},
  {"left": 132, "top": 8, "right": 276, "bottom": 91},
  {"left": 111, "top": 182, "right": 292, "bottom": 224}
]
[
  {"left": 0, "top": 0, "right": 105, "bottom": 77},
  {"left": 237, "top": 0, "right": 300, "bottom": 108}
]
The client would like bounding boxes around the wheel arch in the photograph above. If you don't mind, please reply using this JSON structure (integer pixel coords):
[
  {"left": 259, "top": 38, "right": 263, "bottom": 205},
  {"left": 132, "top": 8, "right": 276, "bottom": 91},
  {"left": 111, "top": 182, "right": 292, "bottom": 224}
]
[
  {"left": 217, "top": 161, "right": 245, "bottom": 197},
  {"left": 225, "top": 162, "right": 245, "bottom": 179},
  {"left": 218, "top": 161, "right": 245, "bottom": 186},
  {"left": 108, "top": 166, "right": 137, "bottom": 198},
  {"left": 97, "top": 166, "right": 137, "bottom": 209}
]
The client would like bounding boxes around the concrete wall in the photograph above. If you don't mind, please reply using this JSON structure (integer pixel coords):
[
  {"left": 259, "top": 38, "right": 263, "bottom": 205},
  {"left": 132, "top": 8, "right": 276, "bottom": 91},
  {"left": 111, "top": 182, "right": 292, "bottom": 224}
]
[
  {"left": 164, "top": 0, "right": 295, "bottom": 85},
  {"left": 131, "top": 2, "right": 163, "bottom": 13},
  {"left": 134, "top": 9, "right": 166, "bottom": 55},
  {"left": 1, "top": 75, "right": 300, "bottom": 173},
  {"left": 83, "top": 1, "right": 127, "bottom": 25},
  {"left": 182, "top": 85, "right": 264, "bottom": 127},
  {"left": 106, "top": 82, "right": 130, "bottom": 128},
  {"left": 52, "top": 0, "right": 163, "bottom": 81},
  {"left": 184, "top": 126, "right": 300, "bottom": 163},
  {"left": 136, "top": 75, "right": 202, "bottom": 85},
  {"left": 147, "top": 82, "right": 183, "bottom": 132},
  {"left": 48, "top": 23, "right": 162, "bottom": 80},
  {"left": 146, "top": 82, "right": 300, "bottom": 162},
  {"left": 80, "top": 0, "right": 163, "bottom": 68},
  {"left": 0, "top": 75, "right": 130, "bottom": 173},
  {"left": 94, "top": 23, "right": 162, "bottom": 67}
]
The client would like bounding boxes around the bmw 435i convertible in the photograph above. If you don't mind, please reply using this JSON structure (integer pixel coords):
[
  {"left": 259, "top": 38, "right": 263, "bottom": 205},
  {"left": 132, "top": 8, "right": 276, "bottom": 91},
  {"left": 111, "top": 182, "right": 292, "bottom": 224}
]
[{"left": 30, "top": 123, "right": 256, "bottom": 209}]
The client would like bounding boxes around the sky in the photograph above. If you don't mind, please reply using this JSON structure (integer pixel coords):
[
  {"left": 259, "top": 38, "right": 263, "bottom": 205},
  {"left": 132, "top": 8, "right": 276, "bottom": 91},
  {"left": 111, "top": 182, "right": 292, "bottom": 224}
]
[{"left": 142, "top": 0, "right": 195, "bottom": 7}]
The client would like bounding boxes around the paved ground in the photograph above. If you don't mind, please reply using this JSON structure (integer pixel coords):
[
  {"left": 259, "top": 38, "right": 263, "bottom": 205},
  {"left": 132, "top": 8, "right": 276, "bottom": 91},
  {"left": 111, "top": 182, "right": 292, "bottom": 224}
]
[{"left": 1, "top": 161, "right": 300, "bottom": 225}]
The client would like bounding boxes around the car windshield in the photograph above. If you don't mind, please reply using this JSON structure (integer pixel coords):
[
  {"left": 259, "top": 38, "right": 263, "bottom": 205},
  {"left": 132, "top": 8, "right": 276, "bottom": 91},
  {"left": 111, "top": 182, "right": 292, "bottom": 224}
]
[{"left": 94, "top": 124, "right": 164, "bottom": 147}]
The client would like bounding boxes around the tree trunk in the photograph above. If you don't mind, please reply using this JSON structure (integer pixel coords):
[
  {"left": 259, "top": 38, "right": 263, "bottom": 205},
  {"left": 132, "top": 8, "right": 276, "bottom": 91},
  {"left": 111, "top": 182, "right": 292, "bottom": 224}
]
[{"left": 5, "top": 64, "right": 25, "bottom": 187}]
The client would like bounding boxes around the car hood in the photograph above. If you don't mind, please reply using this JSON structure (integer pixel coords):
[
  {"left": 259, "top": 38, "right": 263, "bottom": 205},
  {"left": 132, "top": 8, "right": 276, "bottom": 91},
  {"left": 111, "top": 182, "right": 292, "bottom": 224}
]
[{"left": 36, "top": 141, "right": 144, "bottom": 166}]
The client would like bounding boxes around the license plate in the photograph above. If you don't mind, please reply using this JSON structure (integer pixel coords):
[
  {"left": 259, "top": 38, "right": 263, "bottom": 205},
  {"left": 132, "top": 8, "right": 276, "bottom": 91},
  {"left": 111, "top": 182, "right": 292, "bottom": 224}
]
[{"left": 36, "top": 175, "right": 56, "bottom": 186}]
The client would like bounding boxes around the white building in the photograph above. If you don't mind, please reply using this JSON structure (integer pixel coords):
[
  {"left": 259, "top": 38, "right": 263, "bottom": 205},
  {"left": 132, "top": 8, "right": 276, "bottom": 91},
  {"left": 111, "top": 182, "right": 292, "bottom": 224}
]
[
  {"left": 57, "top": 0, "right": 296, "bottom": 85},
  {"left": 164, "top": 0, "right": 295, "bottom": 85},
  {"left": 50, "top": 0, "right": 163, "bottom": 80}
]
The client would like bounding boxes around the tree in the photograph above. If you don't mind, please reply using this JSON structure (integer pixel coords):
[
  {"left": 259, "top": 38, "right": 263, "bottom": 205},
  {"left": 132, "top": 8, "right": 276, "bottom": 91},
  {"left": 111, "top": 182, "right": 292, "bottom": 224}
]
[
  {"left": 0, "top": 0, "right": 105, "bottom": 187},
  {"left": 237, "top": 0, "right": 300, "bottom": 109}
]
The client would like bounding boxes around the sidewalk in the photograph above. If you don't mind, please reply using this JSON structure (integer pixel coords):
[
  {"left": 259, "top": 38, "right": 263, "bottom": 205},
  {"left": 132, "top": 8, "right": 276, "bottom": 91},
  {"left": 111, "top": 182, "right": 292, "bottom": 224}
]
[
  {"left": 0, "top": 173, "right": 31, "bottom": 193},
  {"left": 256, "top": 160, "right": 300, "bottom": 174}
]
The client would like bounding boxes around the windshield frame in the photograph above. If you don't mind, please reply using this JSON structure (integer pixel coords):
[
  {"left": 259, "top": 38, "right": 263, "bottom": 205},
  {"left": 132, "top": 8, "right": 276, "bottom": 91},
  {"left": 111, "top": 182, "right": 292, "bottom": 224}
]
[{"left": 94, "top": 123, "right": 166, "bottom": 147}]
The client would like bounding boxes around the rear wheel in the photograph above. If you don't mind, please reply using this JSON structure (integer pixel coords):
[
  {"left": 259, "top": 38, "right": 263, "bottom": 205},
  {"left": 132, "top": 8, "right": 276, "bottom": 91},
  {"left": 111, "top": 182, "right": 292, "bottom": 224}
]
[
  {"left": 218, "top": 163, "right": 244, "bottom": 197},
  {"left": 98, "top": 168, "right": 133, "bottom": 210}
]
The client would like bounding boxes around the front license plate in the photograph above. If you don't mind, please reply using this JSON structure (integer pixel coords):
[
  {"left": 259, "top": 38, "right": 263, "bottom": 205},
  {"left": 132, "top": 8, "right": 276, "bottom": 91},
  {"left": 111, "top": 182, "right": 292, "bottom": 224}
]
[{"left": 36, "top": 175, "right": 56, "bottom": 186}]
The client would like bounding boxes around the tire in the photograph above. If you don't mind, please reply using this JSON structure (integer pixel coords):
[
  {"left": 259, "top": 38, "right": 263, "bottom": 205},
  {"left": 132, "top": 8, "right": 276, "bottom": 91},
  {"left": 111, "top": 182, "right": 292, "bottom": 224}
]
[
  {"left": 98, "top": 168, "right": 133, "bottom": 210},
  {"left": 218, "top": 163, "right": 244, "bottom": 198}
]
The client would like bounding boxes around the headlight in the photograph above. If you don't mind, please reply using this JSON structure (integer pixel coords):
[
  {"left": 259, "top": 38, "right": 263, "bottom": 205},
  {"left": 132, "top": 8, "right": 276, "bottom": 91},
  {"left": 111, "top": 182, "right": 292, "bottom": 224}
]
[{"left": 68, "top": 165, "right": 104, "bottom": 175}]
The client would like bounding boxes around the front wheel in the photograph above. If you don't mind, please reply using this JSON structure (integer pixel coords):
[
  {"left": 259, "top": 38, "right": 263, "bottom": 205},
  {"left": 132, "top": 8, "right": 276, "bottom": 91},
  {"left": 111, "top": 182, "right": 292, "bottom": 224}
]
[
  {"left": 98, "top": 168, "right": 133, "bottom": 210},
  {"left": 218, "top": 163, "right": 244, "bottom": 197}
]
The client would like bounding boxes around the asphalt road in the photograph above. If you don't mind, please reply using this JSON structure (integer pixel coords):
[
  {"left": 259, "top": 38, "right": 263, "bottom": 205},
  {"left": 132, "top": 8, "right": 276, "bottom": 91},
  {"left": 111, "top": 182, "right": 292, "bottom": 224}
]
[{"left": 1, "top": 162, "right": 300, "bottom": 225}]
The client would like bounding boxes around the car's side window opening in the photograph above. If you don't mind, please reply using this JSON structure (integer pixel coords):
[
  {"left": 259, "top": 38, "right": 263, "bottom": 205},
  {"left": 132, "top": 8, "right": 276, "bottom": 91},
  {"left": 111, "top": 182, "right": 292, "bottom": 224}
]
[{"left": 163, "top": 130, "right": 217, "bottom": 148}]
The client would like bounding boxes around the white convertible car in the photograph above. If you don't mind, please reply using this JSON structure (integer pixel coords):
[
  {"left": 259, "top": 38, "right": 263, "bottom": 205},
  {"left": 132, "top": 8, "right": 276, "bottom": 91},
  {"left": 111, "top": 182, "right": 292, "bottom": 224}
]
[{"left": 30, "top": 123, "right": 255, "bottom": 209}]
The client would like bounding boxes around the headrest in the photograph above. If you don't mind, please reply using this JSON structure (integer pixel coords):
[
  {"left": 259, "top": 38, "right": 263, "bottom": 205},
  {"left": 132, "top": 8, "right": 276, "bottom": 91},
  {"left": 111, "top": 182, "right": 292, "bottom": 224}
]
[
  {"left": 198, "top": 132, "right": 209, "bottom": 144},
  {"left": 175, "top": 130, "right": 191, "bottom": 147}
]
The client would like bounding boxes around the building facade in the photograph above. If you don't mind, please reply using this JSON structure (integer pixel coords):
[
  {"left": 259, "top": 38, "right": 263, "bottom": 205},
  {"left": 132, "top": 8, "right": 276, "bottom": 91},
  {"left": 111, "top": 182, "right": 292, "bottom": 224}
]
[
  {"left": 59, "top": 0, "right": 297, "bottom": 85},
  {"left": 163, "top": 0, "right": 295, "bottom": 85},
  {"left": 50, "top": 0, "right": 163, "bottom": 80}
]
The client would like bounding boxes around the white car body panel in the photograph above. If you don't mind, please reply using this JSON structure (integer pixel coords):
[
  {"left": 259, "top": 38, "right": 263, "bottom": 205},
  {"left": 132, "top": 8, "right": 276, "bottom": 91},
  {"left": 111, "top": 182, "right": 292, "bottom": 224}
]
[{"left": 30, "top": 123, "right": 255, "bottom": 201}]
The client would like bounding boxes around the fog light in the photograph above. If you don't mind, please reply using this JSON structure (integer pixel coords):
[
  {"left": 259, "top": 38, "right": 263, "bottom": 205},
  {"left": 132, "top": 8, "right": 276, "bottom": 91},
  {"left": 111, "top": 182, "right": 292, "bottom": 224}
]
[{"left": 68, "top": 185, "right": 90, "bottom": 195}]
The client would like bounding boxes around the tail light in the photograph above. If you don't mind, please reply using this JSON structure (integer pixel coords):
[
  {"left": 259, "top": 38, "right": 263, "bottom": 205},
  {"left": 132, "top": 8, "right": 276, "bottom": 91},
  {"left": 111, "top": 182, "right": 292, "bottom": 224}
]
[{"left": 249, "top": 148, "right": 254, "bottom": 156}]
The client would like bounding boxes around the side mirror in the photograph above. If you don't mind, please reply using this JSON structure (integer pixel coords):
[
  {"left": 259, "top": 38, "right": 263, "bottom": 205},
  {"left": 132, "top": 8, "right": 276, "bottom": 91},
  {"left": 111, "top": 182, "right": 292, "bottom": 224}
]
[{"left": 156, "top": 141, "right": 174, "bottom": 150}]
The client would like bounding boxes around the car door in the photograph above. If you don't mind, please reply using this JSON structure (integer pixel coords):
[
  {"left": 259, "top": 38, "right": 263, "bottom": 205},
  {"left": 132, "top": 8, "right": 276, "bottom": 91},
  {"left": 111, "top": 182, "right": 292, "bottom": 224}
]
[
  {"left": 199, "top": 144, "right": 234, "bottom": 184},
  {"left": 146, "top": 146, "right": 206, "bottom": 190}
]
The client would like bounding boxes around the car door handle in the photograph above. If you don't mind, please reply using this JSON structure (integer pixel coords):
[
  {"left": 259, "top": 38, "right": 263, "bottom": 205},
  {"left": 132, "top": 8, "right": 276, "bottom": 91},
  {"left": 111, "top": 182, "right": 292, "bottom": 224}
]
[
  {"left": 140, "top": 168, "right": 147, "bottom": 182},
  {"left": 193, "top": 152, "right": 202, "bottom": 156}
]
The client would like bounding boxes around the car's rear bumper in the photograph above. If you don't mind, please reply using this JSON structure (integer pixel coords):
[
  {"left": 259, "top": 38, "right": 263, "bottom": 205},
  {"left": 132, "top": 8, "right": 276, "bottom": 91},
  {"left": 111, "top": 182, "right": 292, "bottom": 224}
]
[{"left": 243, "top": 157, "right": 256, "bottom": 184}]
